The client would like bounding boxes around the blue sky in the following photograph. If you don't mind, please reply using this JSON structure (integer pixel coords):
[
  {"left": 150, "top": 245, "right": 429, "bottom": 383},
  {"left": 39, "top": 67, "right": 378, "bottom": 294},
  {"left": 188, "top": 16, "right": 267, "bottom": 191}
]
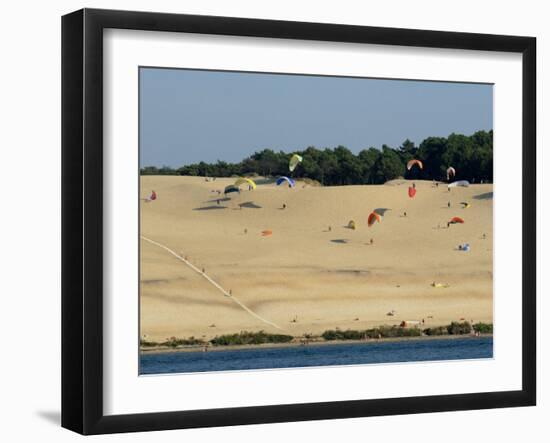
[{"left": 139, "top": 68, "right": 493, "bottom": 167}]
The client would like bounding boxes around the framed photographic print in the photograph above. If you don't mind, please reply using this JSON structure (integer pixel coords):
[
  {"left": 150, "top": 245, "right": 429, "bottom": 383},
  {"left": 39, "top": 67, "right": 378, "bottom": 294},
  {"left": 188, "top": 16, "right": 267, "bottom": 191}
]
[{"left": 61, "top": 8, "right": 536, "bottom": 435}]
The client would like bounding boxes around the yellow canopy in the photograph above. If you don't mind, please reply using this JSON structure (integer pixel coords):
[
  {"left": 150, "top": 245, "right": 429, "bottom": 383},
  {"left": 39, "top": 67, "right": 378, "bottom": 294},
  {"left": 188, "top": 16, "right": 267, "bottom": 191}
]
[{"left": 234, "top": 177, "right": 257, "bottom": 190}]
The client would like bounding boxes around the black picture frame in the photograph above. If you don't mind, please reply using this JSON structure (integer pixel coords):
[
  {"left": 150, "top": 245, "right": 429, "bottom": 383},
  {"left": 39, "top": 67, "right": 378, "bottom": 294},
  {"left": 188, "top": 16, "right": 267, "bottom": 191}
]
[{"left": 62, "top": 8, "right": 536, "bottom": 435}]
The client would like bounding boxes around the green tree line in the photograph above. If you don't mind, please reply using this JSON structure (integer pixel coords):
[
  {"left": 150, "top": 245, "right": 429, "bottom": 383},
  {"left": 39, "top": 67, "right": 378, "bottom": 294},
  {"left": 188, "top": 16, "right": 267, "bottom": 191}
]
[{"left": 140, "top": 130, "right": 492, "bottom": 185}]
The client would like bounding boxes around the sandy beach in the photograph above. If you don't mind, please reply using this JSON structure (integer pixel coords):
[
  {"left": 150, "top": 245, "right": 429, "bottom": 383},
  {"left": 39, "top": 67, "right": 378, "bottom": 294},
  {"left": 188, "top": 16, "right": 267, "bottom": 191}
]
[{"left": 140, "top": 176, "right": 493, "bottom": 342}]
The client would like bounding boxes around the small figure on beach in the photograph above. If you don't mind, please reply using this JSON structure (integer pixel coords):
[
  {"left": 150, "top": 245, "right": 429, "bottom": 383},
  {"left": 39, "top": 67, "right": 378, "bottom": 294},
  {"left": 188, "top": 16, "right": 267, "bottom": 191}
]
[
  {"left": 144, "top": 190, "right": 157, "bottom": 202},
  {"left": 282, "top": 203, "right": 286, "bottom": 210},
  {"left": 448, "top": 201, "right": 451, "bottom": 208},
  {"left": 403, "top": 211, "right": 407, "bottom": 217},
  {"left": 370, "top": 238, "right": 374, "bottom": 245},
  {"left": 216, "top": 199, "right": 220, "bottom": 205},
  {"left": 202, "top": 267, "right": 205, "bottom": 273},
  {"left": 482, "top": 233, "right": 487, "bottom": 240},
  {"left": 228, "top": 289, "right": 232, "bottom": 297},
  {"left": 328, "top": 226, "right": 332, "bottom": 232},
  {"left": 244, "top": 228, "right": 248, "bottom": 234},
  {"left": 412, "top": 182, "right": 416, "bottom": 189}
]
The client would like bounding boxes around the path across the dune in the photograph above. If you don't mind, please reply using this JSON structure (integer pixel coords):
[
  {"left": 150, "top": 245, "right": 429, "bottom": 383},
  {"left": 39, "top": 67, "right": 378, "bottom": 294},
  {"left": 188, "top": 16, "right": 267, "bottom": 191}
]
[{"left": 141, "top": 235, "right": 286, "bottom": 331}]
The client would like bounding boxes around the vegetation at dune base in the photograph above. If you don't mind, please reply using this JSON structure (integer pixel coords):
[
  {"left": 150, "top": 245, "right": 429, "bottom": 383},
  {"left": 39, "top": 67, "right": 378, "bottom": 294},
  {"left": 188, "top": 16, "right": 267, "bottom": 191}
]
[
  {"left": 209, "top": 331, "right": 294, "bottom": 346},
  {"left": 140, "top": 130, "right": 493, "bottom": 185},
  {"left": 322, "top": 321, "right": 492, "bottom": 341},
  {"left": 472, "top": 322, "right": 493, "bottom": 334},
  {"left": 447, "top": 321, "right": 472, "bottom": 335},
  {"left": 322, "top": 326, "right": 422, "bottom": 341},
  {"left": 140, "top": 336, "right": 205, "bottom": 348},
  {"left": 140, "top": 322, "right": 493, "bottom": 349},
  {"left": 423, "top": 326, "right": 449, "bottom": 336}
]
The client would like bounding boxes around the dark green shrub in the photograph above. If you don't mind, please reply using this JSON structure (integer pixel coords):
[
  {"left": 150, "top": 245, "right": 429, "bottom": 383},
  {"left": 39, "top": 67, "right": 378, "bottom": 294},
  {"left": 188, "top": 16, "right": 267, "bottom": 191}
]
[
  {"left": 447, "top": 321, "right": 472, "bottom": 335},
  {"left": 472, "top": 322, "right": 493, "bottom": 334},
  {"left": 210, "top": 331, "right": 293, "bottom": 346},
  {"left": 423, "top": 326, "right": 448, "bottom": 336}
]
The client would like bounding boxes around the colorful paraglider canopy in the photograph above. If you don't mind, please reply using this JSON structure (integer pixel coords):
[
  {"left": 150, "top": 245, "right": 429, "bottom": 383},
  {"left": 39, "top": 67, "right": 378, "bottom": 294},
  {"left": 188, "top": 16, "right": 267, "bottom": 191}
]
[
  {"left": 289, "top": 154, "right": 303, "bottom": 172},
  {"left": 449, "top": 216, "right": 465, "bottom": 224},
  {"left": 408, "top": 186, "right": 417, "bottom": 198},
  {"left": 234, "top": 177, "right": 256, "bottom": 189},
  {"left": 446, "top": 167, "right": 456, "bottom": 180},
  {"left": 276, "top": 176, "right": 295, "bottom": 187},
  {"left": 448, "top": 180, "right": 470, "bottom": 188},
  {"left": 261, "top": 229, "right": 272, "bottom": 237},
  {"left": 406, "top": 159, "right": 423, "bottom": 171},
  {"left": 347, "top": 220, "right": 356, "bottom": 230},
  {"left": 368, "top": 212, "right": 381, "bottom": 227},
  {"left": 224, "top": 185, "right": 240, "bottom": 194},
  {"left": 373, "top": 208, "right": 391, "bottom": 216}
]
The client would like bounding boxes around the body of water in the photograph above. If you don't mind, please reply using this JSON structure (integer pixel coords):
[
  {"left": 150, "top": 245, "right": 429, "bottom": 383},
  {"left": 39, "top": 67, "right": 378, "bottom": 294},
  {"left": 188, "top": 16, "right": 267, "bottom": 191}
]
[{"left": 140, "top": 336, "right": 492, "bottom": 375}]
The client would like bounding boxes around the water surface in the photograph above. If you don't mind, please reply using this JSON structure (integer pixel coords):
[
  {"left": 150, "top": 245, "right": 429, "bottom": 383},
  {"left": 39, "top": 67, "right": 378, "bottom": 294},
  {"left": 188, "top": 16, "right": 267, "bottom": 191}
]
[{"left": 140, "top": 336, "right": 493, "bottom": 375}]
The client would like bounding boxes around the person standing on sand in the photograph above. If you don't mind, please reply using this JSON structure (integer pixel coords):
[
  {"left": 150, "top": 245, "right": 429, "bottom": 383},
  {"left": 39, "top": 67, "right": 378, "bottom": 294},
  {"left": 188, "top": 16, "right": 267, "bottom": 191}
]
[
  {"left": 448, "top": 201, "right": 451, "bottom": 208},
  {"left": 370, "top": 238, "right": 374, "bottom": 245},
  {"left": 282, "top": 203, "right": 286, "bottom": 210},
  {"left": 144, "top": 190, "right": 157, "bottom": 202}
]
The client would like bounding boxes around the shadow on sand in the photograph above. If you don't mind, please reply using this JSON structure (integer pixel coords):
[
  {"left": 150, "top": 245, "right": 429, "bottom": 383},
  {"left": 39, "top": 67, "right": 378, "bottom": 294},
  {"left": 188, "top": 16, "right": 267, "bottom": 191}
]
[
  {"left": 374, "top": 208, "right": 391, "bottom": 216},
  {"left": 473, "top": 192, "right": 493, "bottom": 200},
  {"left": 204, "top": 197, "right": 231, "bottom": 204},
  {"left": 239, "top": 201, "right": 262, "bottom": 209},
  {"left": 193, "top": 205, "right": 227, "bottom": 211},
  {"left": 330, "top": 239, "right": 348, "bottom": 244}
]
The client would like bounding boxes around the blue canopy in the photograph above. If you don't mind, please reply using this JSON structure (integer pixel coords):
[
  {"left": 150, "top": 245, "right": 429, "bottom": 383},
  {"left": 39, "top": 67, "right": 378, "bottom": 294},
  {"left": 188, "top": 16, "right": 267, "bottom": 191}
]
[{"left": 276, "top": 176, "right": 295, "bottom": 187}]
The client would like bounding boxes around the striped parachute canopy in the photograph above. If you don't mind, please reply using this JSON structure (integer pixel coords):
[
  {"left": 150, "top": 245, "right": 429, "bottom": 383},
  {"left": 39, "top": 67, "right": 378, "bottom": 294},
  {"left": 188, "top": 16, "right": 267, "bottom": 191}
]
[
  {"left": 289, "top": 154, "right": 303, "bottom": 172},
  {"left": 368, "top": 212, "right": 381, "bottom": 227},
  {"left": 407, "top": 159, "right": 423, "bottom": 171},
  {"left": 224, "top": 185, "right": 240, "bottom": 195},
  {"left": 449, "top": 216, "right": 465, "bottom": 224},
  {"left": 234, "top": 177, "right": 256, "bottom": 190},
  {"left": 446, "top": 167, "right": 456, "bottom": 180},
  {"left": 276, "top": 176, "right": 295, "bottom": 187}
]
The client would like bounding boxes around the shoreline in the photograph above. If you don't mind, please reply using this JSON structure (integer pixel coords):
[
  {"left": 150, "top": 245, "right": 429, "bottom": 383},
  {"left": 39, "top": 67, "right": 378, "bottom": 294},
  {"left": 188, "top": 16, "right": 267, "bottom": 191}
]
[{"left": 140, "top": 333, "right": 492, "bottom": 355}]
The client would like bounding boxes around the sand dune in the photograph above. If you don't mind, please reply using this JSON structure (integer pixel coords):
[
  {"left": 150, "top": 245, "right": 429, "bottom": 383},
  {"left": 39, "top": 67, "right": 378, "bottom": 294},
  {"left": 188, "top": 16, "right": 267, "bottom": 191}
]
[{"left": 140, "top": 176, "right": 493, "bottom": 342}]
